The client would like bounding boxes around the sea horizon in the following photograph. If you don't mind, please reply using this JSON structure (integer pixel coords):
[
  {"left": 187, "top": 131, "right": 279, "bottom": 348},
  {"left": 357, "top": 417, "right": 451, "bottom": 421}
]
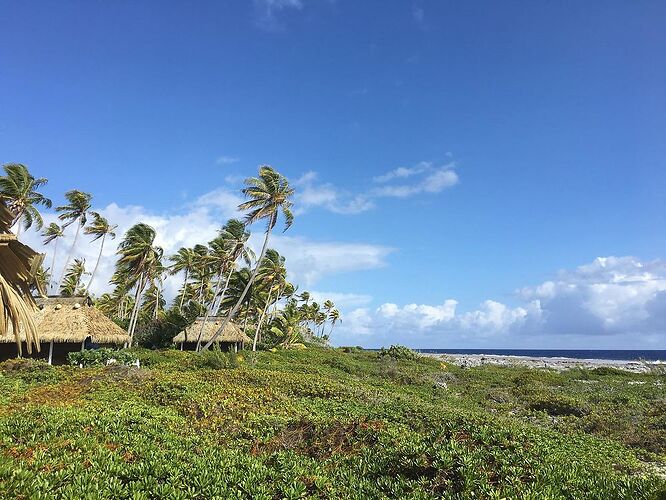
[{"left": 412, "top": 349, "right": 666, "bottom": 362}]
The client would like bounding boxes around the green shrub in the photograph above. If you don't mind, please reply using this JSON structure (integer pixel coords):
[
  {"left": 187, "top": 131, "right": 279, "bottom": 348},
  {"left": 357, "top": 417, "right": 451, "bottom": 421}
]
[
  {"left": 193, "top": 349, "right": 238, "bottom": 370},
  {"left": 67, "top": 348, "right": 137, "bottom": 367},
  {"left": 378, "top": 345, "right": 418, "bottom": 361}
]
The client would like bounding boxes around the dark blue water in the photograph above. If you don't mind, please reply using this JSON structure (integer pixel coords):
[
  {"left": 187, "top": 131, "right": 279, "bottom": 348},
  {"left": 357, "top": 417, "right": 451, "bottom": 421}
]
[{"left": 415, "top": 349, "right": 666, "bottom": 362}]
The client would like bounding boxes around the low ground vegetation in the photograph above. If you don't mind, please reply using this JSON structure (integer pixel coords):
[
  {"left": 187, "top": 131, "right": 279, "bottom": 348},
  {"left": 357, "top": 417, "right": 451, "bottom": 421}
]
[{"left": 0, "top": 347, "right": 664, "bottom": 498}]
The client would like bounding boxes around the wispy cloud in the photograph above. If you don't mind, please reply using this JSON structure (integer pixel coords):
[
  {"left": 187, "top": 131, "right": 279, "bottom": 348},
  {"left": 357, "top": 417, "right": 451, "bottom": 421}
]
[
  {"left": 292, "top": 161, "right": 459, "bottom": 215},
  {"left": 254, "top": 0, "right": 304, "bottom": 30},
  {"left": 293, "top": 172, "right": 374, "bottom": 215},
  {"left": 216, "top": 155, "right": 239, "bottom": 165}
]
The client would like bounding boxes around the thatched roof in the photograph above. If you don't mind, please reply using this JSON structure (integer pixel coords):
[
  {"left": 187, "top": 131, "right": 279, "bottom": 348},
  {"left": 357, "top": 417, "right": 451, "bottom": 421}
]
[
  {"left": 0, "top": 296, "right": 129, "bottom": 345},
  {"left": 0, "top": 198, "right": 44, "bottom": 354},
  {"left": 174, "top": 317, "right": 251, "bottom": 344}
]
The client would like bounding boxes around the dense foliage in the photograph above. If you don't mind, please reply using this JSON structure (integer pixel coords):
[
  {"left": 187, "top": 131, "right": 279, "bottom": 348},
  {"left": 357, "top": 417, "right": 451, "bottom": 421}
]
[{"left": 0, "top": 348, "right": 664, "bottom": 498}]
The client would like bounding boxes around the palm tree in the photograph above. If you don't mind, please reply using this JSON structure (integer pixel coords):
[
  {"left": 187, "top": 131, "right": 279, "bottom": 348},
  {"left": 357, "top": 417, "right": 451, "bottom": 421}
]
[
  {"left": 328, "top": 308, "right": 340, "bottom": 338},
  {"left": 41, "top": 223, "right": 64, "bottom": 294},
  {"left": 59, "top": 258, "right": 88, "bottom": 297},
  {"left": 169, "top": 247, "right": 197, "bottom": 310},
  {"left": 251, "top": 249, "right": 286, "bottom": 351},
  {"left": 0, "top": 163, "right": 52, "bottom": 234},
  {"left": 211, "top": 219, "right": 254, "bottom": 315},
  {"left": 56, "top": 190, "right": 92, "bottom": 290},
  {"left": 112, "top": 223, "right": 163, "bottom": 344},
  {"left": 83, "top": 212, "right": 117, "bottom": 294},
  {"left": 322, "top": 299, "right": 335, "bottom": 336},
  {"left": 269, "top": 299, "right": 304, "bottom": 348},
  {"left": 202, "top": 165, "right": 294, "bottom": 351}
]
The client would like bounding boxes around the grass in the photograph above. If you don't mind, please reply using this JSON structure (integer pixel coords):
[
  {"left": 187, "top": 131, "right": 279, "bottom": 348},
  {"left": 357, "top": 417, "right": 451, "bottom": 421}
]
[{"left": 0, "top": 347, "right": 664, "bottom": 499}]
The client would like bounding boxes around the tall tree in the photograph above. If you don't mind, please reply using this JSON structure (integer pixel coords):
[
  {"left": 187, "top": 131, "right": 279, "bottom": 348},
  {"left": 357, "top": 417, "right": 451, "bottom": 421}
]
[
  {"left": 251, "top": 249, "right": 286, "bottom": 351},
  {"left": 83, "top": 212, "right": 117, "bottom": 294},
  {"left": 0, "top": 163, "right": 52, "bottom": 234},
  {"left": 168, "top": 247, "right": 197, "bottom": 310},
  {"left": 328, "top": 308, "right": 340, "bottom": 338},
  {"left": 59, "top": 258, "right": 88, "bottom": 297},
  {"left": 202, "top": 165, "right": 294, "bottom": 351},
  {"left": 41, "top": 223, "right": 64, "bottom": 294},
  {"left": 56, "top": 190, "right": 92, "bottom": 289},
  {"left": 112, "top": 223, "right": 163, "bottom": 344},
  {"left": 195, "top": 219, "right": 254, "bottom": 349}
]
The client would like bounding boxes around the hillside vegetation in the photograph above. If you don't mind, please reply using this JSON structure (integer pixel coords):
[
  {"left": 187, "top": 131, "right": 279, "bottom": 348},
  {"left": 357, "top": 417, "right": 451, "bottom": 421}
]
[{"left": 0, "top": 347, "right": 664, "bottom": 499}]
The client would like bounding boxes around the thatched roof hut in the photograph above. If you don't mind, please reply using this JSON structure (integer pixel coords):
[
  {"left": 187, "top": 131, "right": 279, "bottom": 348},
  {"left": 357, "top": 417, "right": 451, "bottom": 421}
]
[
  {"left": 174, "top": 317, "right": 250, "bottom": 350},
  {"left": 0, "top": 197, "right": 44, "bottom": 354},
  {"left": 0, "top": 297, "right": 129, "bottom": 363}
]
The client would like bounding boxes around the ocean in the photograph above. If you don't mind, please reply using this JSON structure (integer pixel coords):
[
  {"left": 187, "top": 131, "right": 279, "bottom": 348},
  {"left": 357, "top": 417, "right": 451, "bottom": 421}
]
[{"left": 414, "top": 349, "right": 666, "bottom": 362}]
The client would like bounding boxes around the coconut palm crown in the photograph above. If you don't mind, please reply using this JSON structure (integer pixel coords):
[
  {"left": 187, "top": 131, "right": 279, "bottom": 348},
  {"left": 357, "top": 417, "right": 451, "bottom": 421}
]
[{"left": 0, "top": 163, "right": 52, "bottom": 233}]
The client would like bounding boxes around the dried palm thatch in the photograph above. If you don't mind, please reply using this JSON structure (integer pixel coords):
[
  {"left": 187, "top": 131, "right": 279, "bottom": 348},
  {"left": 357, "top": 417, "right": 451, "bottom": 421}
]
[
  {"left": 0, "top": 297, "right": 130, "bottom": 345},
  {"left": 0, "top": 198, "right": 44, "bottom": 355},
  {"left": 174, "top": 317, "right": 251, "bottom": 344}
]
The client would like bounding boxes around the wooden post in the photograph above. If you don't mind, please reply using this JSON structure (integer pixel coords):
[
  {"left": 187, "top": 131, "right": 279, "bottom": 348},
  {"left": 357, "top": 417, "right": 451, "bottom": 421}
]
[
  {"left": 180, "top": 342, "right": 184, "bottom": 351},
  {"left": 48, "top": 340, "right": 54, "bottom": 365},
  {"left": 234, "top": 343, "right": 238, "bottom": 353},
  {"left": 81, "top": 340, "right": 85, "bottom": 351}
]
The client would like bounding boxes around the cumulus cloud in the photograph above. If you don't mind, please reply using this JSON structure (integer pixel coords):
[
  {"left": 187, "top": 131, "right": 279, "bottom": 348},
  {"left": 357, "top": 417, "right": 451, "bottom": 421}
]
[
  {"left": 333, "top": 256, "right": 666, "bottom": 348},
  {"left": 21, "top": 187, "right": 392, "bottom": 301}
]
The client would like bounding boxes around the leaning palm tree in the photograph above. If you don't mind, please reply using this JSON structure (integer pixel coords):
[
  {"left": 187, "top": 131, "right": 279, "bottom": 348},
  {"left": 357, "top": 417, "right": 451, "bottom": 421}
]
[
  {"left": 195, "top": 219, "right": 254, "bottom": 349},
  {"left": 41, "top": 222, "right": 64, "bottom": 293},
  {"left": 251, "top": 249, "right": 286, "bottom": 351},
  {"left": 201, "top": 165, "right": 294, "bottom": 351},
  {"left": 112, "top": 223, "right": 163, "bottom": 344},
  {"left": 83, "top": 212, "right": 117, "bottom": 294},
  {"left": 56, "top": 190, "right": 92, "bottom": 290},
  {"left": 169, "top": 247, "right": 197, "bottom": 310},
  {"left": 328, "top": 308, "right": 340, "bottom": 338},
  {"left": 59, "top": 258, "right": 88, "bottom": 297},
  {"left": 0, "top": 163, "right": 52, "bottom": 235}
]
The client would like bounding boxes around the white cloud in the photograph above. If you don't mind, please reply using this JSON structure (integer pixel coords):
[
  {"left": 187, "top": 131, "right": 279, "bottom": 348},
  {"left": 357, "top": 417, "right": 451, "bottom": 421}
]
[
  {"left": 292, "top": 161, "right": 458, "bottom": 215},
  {"left": 22, "top": 187, "right": 391, "bottom": 303},
  {"left": 293, "top": 171, "right": 374, "bottom": 215},
  {"left": 332, "top": 256, "right": 666, "bottom": 349},
  {"left": 254, "top": 0, "right": 304, "bottom": 30},
  {"left": 309, "top": 291, "right": 373, "bottom": 309},
  {"left": 216, "top": 156, "right": 239, "bottom": 165},
  {"left": 371, "top": 162, "right": 459, "bottom": 198}
]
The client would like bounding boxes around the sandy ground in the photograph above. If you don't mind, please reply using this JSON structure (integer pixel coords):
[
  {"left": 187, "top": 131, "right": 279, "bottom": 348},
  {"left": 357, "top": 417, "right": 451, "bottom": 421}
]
[{"left": 420, "top": 352, "right": 666, "bottom": 373}]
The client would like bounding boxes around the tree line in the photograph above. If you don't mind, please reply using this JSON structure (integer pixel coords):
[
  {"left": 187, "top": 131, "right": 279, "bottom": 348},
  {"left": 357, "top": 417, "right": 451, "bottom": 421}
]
[{"left": 0, "top": 163, "right": 340, "bottom": 351}]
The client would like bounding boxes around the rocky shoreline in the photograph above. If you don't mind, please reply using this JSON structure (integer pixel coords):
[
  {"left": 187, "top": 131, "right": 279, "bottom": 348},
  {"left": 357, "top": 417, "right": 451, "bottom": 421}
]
[{"left": 421, "top": 352, "right": 665, "bottom": 373}]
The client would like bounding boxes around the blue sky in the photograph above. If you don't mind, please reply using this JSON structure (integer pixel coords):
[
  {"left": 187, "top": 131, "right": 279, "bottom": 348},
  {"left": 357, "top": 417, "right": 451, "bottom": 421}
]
[{"left": 1, "top": 0, "right": 665, "bottom": 348}]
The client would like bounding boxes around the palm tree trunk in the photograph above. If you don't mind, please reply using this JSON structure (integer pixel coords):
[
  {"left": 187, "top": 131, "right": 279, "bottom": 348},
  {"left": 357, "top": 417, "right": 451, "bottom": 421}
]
[
  {"left": 178, "top": 269, "right": 189, "bottom": 310},
  {"left": 154, "top": 286, "right": 160, "bottom": 318},
  {"left": 201, "top": 228, "right": 272, "bottom": 351},
  {"left": 58, "top": 220, "right": 82, "bottom": 292},
  {"left": 49, "top": 238, "right": 59, "bottom": 295},
  {"left": 252, "top": 287, "right": 274, "bottom": 351},
  {"left": 195, "top": 268, "right": 226, "bottom": 351},
  {"left": 127, "top": 276, "right": 145, "bottom": 345},
  {"left": 214, "top": 269, "right": 233, "bottom": 316},
  {"left": 86, "top": 233, "right": 106, "bottom": 294}
]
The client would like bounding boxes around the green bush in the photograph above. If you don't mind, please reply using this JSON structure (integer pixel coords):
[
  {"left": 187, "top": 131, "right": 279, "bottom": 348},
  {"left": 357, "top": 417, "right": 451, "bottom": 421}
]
[
  {"left": 378, "top": 344, "right": 419, "bottom": 361},
  {"left": 67, "top": 348, "right": 137, "bottom": 367},
  {"left": 193, "top": 349, "right": 238, "bottom": 370}
]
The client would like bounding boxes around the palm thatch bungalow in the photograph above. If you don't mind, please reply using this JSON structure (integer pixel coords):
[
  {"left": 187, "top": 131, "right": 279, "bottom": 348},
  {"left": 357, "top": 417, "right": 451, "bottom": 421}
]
[
  {"left": 0, "top": 296, "right": 130, "bottom": 364},
  {"left": 0, "top": 197, "right": 44, "bottom": 356},
  {"left": 174, "top": 317, "right": 250, "bottom": 352}
]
